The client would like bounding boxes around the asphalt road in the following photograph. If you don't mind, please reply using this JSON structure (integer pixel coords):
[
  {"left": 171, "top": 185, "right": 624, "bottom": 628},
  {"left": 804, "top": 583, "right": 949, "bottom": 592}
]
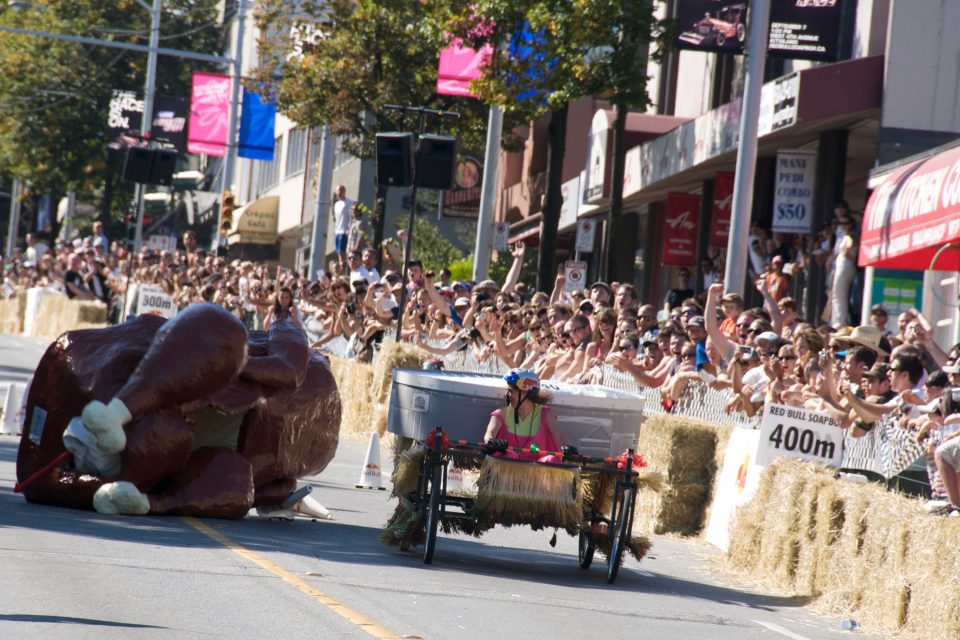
[{"left": 0, "top": 333, "right": 887, "bottom": 640}]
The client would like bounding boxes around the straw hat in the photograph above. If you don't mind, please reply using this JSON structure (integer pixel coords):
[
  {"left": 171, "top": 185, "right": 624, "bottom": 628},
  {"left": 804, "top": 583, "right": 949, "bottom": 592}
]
[{"left": 835, "top": 325, "right": 888, "bottom": 355}]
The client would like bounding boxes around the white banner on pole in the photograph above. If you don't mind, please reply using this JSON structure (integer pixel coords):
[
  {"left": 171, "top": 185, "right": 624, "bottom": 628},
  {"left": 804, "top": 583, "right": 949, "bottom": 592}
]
[
  {"left": 756, "top": 402, "right": 844, "bottom": 468},
  {"left": 492, "top": 221, "right": 510, "bottom": 252},
  {"left": 772, "top": 149, "right": 816, "bottom": 234},
  {"left": 576, "top": 218, "right": 596, "bottom": 253},
  {"left": 564, "top": 260, "right": 587, "bottom": 292}
]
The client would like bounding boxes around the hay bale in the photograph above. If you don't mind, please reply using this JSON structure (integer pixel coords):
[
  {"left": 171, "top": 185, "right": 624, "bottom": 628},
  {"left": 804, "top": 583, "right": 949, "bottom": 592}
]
[
  {"left": 0, "top": 291, "right": 26, "bottom": 334},
  {"left": 635, "top": 482, "right": 709, "bottom": 535},
  {"left": 723, "top": 458, "right": 960, "bottom": 638},
  {"left": 639, "top": 414, "right": 719, "bottom": 485},
  {"left": 899, "top": 516, "right": 960, "bottom": 640},
  {"left": 701, "top": 422, "right": 735, "bottom": 535},
  {"left": 635, "top": 414, "right": 722, "bottom": 535},
  {"left": 371, "top": 340, "right": 427, "bottom": 405},
  {"left": 30, "top": 296, "right": 106, "bottom": 338},
  {"left": 337, "top": 360, "right": 376, "bottom": 439}
]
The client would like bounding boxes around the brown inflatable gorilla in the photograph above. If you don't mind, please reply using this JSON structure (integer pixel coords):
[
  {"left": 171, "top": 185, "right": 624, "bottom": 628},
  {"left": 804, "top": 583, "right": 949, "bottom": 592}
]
[{"left": 15, "top": 303, "right": 341, "bottom": 518}]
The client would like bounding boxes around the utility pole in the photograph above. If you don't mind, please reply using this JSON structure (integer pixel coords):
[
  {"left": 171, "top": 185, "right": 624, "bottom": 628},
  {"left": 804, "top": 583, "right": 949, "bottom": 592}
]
[
  {"left": 723, "top": 0, "right": 770, "bottom": 295},
  {"left": 5, "top": 179, "right": 21, "bottom": 257},
  {"left": 213, "top": 0, "right": 247, "bottom": 255},
  {"left": 309, "top": 126, "right": 336, "bottom": 280},
  {"left": 472, "top": 105, "right": 502, "bottom": 281},
  {"left": 131, "top": 0, "right": 162, "bottom": 257}
]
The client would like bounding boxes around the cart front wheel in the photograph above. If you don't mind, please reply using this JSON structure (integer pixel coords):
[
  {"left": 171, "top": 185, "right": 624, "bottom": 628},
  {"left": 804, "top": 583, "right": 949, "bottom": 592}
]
[
  {"left": 423, "top": 464, "right": 443, "bottom": 564},
  {"left": 607, "top": 487, "right": 633, "bottom": 584},
  {"left": 578, "top": 531, "right": 595, "bottom": 569}
]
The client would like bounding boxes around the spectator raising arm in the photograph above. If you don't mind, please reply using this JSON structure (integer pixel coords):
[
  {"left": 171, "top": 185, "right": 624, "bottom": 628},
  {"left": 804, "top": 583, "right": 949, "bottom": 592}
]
[{"left": 501, "top": 242, "right": 526, "bottom": 295}]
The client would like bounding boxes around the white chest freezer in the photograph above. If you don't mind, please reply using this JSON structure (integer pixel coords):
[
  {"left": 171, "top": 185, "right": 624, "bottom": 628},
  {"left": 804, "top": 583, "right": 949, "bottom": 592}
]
[{"left": 387, "top": 370, "right": 645, "bottom": 459}]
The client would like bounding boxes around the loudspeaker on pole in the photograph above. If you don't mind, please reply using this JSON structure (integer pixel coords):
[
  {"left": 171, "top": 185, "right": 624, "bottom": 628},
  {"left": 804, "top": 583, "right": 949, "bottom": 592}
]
[
  {"left": 416, "top": 134, "right": 457, "bottom": 190},
  {"left": 375, "top": 132, "right": 414, "bottom": 187}
]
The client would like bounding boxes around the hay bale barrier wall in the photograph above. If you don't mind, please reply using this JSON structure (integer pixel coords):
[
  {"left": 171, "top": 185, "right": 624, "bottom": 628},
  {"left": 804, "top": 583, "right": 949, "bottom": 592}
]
[
  {"left": 728, "top": 459, "right": 960, "bottom": 639},
  {"left": 0, "top": 291, "right": 106, "bottom": 338},
  {"left": 330, "top": 341, "right": 427, "bottom": 441}
]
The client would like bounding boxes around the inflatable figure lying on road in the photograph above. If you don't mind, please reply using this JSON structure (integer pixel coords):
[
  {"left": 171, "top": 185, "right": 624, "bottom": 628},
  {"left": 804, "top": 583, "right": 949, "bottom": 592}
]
[{"left": 15, "top": 303, "right": 341, "bottom": 518}]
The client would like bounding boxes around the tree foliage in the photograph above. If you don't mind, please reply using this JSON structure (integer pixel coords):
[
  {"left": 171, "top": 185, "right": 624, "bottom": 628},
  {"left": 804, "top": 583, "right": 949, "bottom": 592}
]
[
  {"left": 251, "top": 0, "right": 518, "bottom": 159},
  {"left": 0, "top": 1, "right": 225, "bottom": 199}
]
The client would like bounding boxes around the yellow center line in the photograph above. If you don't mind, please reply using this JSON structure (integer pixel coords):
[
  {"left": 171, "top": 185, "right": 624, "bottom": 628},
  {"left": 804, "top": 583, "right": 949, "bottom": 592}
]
[{"left": 182, "top": 516, "right": 401, "bottom": 640}]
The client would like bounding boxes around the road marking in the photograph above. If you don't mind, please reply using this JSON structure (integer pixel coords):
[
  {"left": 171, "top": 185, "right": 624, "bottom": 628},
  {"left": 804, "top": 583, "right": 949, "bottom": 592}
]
[
  {"left": 752, "top": 620, "right": 814, "bottom": 640},
  {"left": 183, "top": 517, "right": 400, "bottom": 640}
]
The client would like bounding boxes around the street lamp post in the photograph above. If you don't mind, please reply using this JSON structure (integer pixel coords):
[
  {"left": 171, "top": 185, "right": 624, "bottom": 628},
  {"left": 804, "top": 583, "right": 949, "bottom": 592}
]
[{"left": 131, "top": 0, "right": 161, "bottom": 257}]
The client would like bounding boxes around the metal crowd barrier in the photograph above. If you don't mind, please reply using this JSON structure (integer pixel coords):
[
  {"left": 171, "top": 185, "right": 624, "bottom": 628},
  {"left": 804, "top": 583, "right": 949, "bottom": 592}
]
[{"left": 342, "top": 336, "right": 926, "bottom": 485}]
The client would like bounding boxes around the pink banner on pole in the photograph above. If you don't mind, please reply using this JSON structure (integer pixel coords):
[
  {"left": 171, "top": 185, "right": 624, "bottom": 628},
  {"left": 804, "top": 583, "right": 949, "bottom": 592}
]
[
  {"left": 187, "top": 71, "right": 231, "bottom": 156},
  {"left": 436, "top": 40, "right": 491, "bottom": 98}
]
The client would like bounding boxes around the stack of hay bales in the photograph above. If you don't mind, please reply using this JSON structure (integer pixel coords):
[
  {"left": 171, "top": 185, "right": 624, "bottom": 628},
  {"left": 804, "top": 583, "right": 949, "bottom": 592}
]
[
  {"left": 635, "top": 414, "right": 725, "bottom": 535},
  {"left": 0, "top": 290, "right": 26, "bottom": 334},
  {"left": 29, "top": 296, "right": 107, "bottom": 339},
  {"left": 727, "top": 458, "right": 960, "bottom": 638},
  {"left": 328, "top": 340, "right": 427, "bottom": 441}
]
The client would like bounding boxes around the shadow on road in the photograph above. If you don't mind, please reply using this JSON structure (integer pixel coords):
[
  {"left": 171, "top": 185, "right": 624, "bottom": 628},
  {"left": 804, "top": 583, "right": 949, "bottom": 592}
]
[{"left": 0, "top": 614, "right": 164, "bottom": 629}]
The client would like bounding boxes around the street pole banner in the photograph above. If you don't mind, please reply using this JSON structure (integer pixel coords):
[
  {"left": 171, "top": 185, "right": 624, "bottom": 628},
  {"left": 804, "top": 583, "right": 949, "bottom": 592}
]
[
  {"left": 663, "top": 193, "right": 701, "bottom": 267},
  {"left": 238, "top": 87, "right": 276, "bottom": 161},
  {"left": 772, "top": 149, "right": 815, "bottom": 233},
  {"left": 576, "top": 218, "right": 596, "bottom": 253},
  {"left": 187, "top": 72, "right": 231, "bottom": 157},
  {"left": 709, "top": 172, "right": 734, "bottom": 248},
  {"left": 108, "top": 91, "right": 189, "bottom": 151},
  {"left": 756, "top": 402, "right": 844, "bottom": 468},
  {"left": 436, "top": 39, "right": 492, "bottom": 98},
  {"left": 564, "top": 260, "right": 587, "bottom": 292}
]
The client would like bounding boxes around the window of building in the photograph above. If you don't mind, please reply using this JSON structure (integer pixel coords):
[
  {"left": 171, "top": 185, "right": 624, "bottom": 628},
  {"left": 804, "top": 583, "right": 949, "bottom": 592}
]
[
  {"left": 286, "top": 128, "right": 308, "bottom": 177},
  {"left": 253, "top": 136, "right": 281, "bottom": 196}
]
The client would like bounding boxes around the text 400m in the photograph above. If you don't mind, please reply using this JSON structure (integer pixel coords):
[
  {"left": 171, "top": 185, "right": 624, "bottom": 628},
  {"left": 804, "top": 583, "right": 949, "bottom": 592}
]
[{"left": 768, "top": 424, "right": 835, "bottom": 459}]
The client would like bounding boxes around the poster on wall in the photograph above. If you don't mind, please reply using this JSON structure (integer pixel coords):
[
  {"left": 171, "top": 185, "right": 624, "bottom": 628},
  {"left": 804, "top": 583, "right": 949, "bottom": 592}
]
[
  {"left": 709, "top": 172, "right": 734, "bottom": 248},
  {"left": 443, "top": 155, "right": 483, "bottom": 218},
  {"left": 768, "top": 0, "right": 844, "bottom": 62},
  {"left": 663, "top": 193, "right": 701, "bottom": 267},
  {"left": 771, "top": 149, "right": 815, "bottom": 234},
  {"left": 676, "top": 0, "right": 846, "bottom": 61},
  {"left": 676, "top": 0, "right": 749, "bottom": 54}
]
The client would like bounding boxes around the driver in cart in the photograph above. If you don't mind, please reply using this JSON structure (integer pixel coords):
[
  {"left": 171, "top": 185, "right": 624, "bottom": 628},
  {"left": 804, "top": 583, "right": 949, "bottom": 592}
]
[{"left": 482, "top": 369, "right": 571, "bottom": 463}]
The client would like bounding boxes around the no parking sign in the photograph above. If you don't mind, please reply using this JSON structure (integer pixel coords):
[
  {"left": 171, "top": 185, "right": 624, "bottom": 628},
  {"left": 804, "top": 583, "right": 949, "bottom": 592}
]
[
  {"left": 564, "top": 260, "right": 587, "bottom": 292},
  {"left": 576, "top": 219, "right": 596, "bottom": 253}
]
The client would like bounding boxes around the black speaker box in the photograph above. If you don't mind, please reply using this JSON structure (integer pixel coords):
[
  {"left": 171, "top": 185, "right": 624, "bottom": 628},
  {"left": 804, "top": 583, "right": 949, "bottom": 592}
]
[
  {"left": 150, "top": 148, "right": 177, "bottom": 186},
  {"left": 123, "top": 147, "right": 154, "bottom": 184},
  {"left": 122, "top": 147, "right": 178, "bottom": 185},
  {"left": 416, "top": 134, "right": 457, "bottom": 190},
  {"left": 376, "top": 132, "right": 414, "bottom": 187}
]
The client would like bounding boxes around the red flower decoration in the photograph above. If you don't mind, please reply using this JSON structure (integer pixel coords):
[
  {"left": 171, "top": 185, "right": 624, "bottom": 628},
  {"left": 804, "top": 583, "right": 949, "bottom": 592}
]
[
  {"left": 617, "top": 450, "right": 647, "bottom": 470},
  {"left": 425, "top": 430, "right": 451, "bottom": 450}
]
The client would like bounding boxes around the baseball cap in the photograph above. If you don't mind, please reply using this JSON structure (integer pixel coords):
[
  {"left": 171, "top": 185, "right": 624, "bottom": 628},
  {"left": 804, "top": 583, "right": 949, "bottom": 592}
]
[
  {"left": 476, "top": 279, "right": 500, "bottom": 292},
  {"left": 590, "top": 281, "right": 612, "bottom": 295},
  {"left": 687, "top": 315, "right": 705, "bottom": 328},
  {"left": 454, "top": 297, "right": 470, "bottom": 308},
  {"left": 755, "top": 331, "right": 780, "bottom": 344}
]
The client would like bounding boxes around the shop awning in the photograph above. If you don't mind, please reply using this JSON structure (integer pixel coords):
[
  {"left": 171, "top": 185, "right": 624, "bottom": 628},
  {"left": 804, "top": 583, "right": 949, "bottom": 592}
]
[
  {"left": 228, "top": 195, "right": 279, "bottom": 245},
  {"left": 859, "top": 144, "right": 960, "bottom": 270}
]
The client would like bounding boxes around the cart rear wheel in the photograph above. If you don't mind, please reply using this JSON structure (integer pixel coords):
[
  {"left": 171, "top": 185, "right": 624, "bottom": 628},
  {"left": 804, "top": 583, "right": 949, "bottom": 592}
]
[
  {"left": 607, "top": 487, "right": 633, "bottom": 584},
  {"left": 578, "top": 531, "right": 595, "bottom": 569},
  {"left": 423, "top": 464, "right": 442, "bottom": 564}
]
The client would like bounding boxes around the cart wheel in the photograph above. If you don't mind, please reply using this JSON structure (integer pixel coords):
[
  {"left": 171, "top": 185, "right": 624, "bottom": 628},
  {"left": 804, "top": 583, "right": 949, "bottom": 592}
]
[
  {"left": 578, "top": 531, "right": 595, "bottom": 569},
  {"left": 607, "top": 487, "right": 633, "bottom": 584},
  {"left": 423, "top": 463, "right": 443, "bottom": 565}
]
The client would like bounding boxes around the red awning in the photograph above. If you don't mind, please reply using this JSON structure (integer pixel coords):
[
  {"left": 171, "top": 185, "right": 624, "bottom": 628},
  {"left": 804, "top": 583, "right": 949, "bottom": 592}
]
[{"left": 860, "top": 144, "right": 960, "bottom": 270}]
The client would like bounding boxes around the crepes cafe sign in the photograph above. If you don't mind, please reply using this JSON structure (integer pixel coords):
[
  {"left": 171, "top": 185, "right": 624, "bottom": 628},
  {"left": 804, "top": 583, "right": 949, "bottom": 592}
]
[{"left": 860, "top": 144, "right": 960, "bottom": 267}]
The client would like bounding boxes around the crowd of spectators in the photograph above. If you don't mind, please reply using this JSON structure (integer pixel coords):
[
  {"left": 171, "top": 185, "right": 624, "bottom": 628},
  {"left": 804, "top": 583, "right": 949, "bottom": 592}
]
[{"left": 3, "top": 206, "right": 960, "bottom": 516}]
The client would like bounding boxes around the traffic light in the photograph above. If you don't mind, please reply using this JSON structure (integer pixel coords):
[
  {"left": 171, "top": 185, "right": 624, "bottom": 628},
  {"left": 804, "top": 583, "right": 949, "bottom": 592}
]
[{"left": 220, "top": 191, "right": 235, "bottom": 233}]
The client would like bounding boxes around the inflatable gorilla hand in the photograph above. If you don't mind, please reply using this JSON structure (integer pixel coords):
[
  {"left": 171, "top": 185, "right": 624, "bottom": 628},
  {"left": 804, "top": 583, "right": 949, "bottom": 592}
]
[{"left": 15, "top": 303, "right": 341, "bottom": 519}]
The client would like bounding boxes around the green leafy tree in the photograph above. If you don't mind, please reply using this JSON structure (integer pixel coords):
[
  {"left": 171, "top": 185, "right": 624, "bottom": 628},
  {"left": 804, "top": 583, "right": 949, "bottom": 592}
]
[
  {"left": 0, "top": 1, "right": 224, "bottom": 232},
  {"left": 447, "top": 0, "right": 670, "bottom": 287},
  {"left": 252, "top": 0, "right": 522, "bottom": 265},
  {"left": 573, "top": 1, "right": 671, "bottom": 280}
]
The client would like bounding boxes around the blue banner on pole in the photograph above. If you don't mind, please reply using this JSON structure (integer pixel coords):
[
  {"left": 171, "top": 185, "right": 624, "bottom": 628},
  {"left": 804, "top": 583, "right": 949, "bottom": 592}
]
[{"left": 238, "top": 87, "right": 276, "bottom": 161}]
